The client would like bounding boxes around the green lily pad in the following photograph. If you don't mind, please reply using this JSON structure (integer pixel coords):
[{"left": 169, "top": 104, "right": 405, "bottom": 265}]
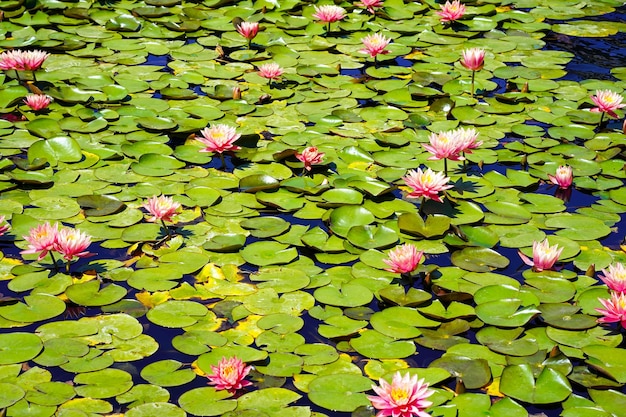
[
  {"left": 0, "top": 383, "right": 25, "bottom": 409},
  {"left": 28, "top": 136, "right": 83, "bottom": 165},
  {"left": 65, "top": 281, "right": 127, "bottom": 307},
  {"left": 429, "top": 355, "right": 491, "bottom": 389},
  {"left": 0, "top": 333, "right": 43, "bottom": 365},
  {"left": 308, "top": 374, "right": 372, "bottom": 412},
  {"left": 0, "top": 294, "right": 66, "bottom": 323},
  {"left": 451, "top": 247, "right": 510, "bottom": 272},
  {"left": 350, "top": 329, "right": 417, "bottom": 359},
  {"left": 500, "top": 365, "right": 572, "bottom": 404},
  {"left": 346, "top": 225, "right": 398, "bottom": 249},
  {"left": 140, "top": 360, "right": 196, "bottom": 387},
  {"left": 178, "top": 387, "right": 237, "bottom": 416},
  {"left": 74, "top": 368, "right": 133, "bottom": 398},
  {"left": 240, "top": 241, "right": 298, "bottom": 266},
  {"left": 146, "top": 300, "right": 207, "bottom": 328}
]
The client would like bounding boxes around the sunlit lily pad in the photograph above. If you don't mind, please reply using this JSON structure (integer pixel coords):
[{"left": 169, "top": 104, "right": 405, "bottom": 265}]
[
  {"left": 65, "top": 281, "right": 127, "bottom": 307},
  {"left": 500, "top": 365, "right": 572, "bottom": 404},
  {"left": 308, "top": 374, "right": 372, "bottom": 412},
  {"left": 178, "top": 387, "right": 237, "bottom": 416}
]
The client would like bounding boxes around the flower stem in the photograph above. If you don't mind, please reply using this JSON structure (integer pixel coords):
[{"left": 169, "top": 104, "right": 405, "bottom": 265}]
[
  {"left": 219, "top": 153, "right": 226, "bottom": 170},
  {"left": 444, "top": 158, "right": 448, "bottom": 176},
  {"left": 470, "top": 70, "right": 475, "bottom": 98},
  {"left": 599, "top": 112, "right": 605, "bottom": 128},
  {"left": 66, "top": 260, "right": 70, "bottom": 274},
  {"left": 49, "top": 251, "right": 59, "bottom": 272},
  {"left": 161, "top": 219, "right": 172, "bottom": 239}
]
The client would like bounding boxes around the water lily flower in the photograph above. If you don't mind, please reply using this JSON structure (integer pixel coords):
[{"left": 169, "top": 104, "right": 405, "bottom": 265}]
[
  {"left": 206, "top": 356, "right": 252, "bottom": 393},
  {"left": 360, "top": 33, "right": 391, "bottom": 60},
  {"left": 257, "top": 62, "right": 284, "bottom": 85},
  {"left": 518, "top": 239, "right": 563, "bottom": 272},
  {"left": 197, "top": 124, "right": 241, "bottom": 154},
  {"left": 599, "top": 263, "right": 626, "bottom": 293},
  {"left": 236, "top": 21, "right": 259, "bottom": 45},
  {"left": 437, "top": 0, "right": 466, "bottom": 22},
  {"left": 460, "top": 48, "right": 485, "bottom": 71},
  {"left": 21, "top": 222, "right": 59, "bottom": 262},
  {"left": 55, "top": 228, "right": 93, "bottom": 262},
  {"left": 0, "top": 216, "right": 10, "bottom": 237},
  {"left": 368, "top": 372, "right": 434, "bottom": 417},
  {"left": 0, "top": 49, "right": 49, "bottom": 71},
  {"left": 455, "top": 127, "right": 482, "bottom": 154},
  {"left": 357, "top": 0, "right": 383, "bottom": 14},
  {"left": 142, "top": 195, "right": 181, "bottom": 223},
  {"left": 596, "top": 291, "right": 626, "bottom": 329},
  {"left": 296, "top": 146, "right": 325, "bottom": 172},
  {"left": 590, "top": 89, "right": 626, "bottom": 122},
  {"left": 460, "top": 48, "right": 485, "bottom": 98},
  {"left": 383, "top": 243, "right": 424, "bottom": 275},
  {"left": 23, "top": 94, "right": 52, "bottom": 111},
  {"left": 548, "top": 165, "right": 573, "bottom": 189},
  {"left": 312, "top": 5, "right": 346, "bottom": 34},
  {"left": 403, "top": 167, "right": 452, "bottom": 203},
  {"left": 423, "top": 130, "right": 464, "bottom": 162}
]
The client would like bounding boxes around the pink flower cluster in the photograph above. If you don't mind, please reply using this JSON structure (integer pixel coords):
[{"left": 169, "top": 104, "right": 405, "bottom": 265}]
[
  {"left": 0, "top": 49, "right": 49, "bottom": 71},
  {"left": 21, "top": 222, "right": 93, "bottom": 262},
  {"left": 368, "top": 372, "right": 434, "bottom": 417},
  {"left": 206, "top": 356, "right": 252, "bottom": 393},
  {"left": 518, "top": 239, "right": 562, "bottom": 272},
  {"left": 597, "top": 263, "right": 626, "bottom": 329},
  {"left": 423, "top": 127, "right": 482, "bottom": 161}
]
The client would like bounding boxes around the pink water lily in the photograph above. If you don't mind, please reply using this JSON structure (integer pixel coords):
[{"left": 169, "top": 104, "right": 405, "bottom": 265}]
[
  {"left": 591, "top": 89, "right": 626, "bottom": 119},
  {"left": 0, "top": 49, "right": 49, "bottom": 71},
  {"left": 360, "top": 33, "right": 391, "bottom": 59},
  {"left": 596, "top": 291, "right": 626, "bottom": 329},
  {"left": 21, "top": 222, "right": 59, "bottom": 261},
  {"left": 518, "top": 239, "right": 563, "bottom": 272},
  {"left": 23, "top": 94, "right": 52, "bottom": 111},
  {"left": 142, "top": 195, "right": 181, "bottom": 223},
  {"left": 0, "top": 216, "right": 10, "bottom": 237},
  {"left": 55, "top": 228, "right": 93, "bottom": 261},
  {"left": 206, "top": 356, "right": 252, "bottom": 393},
  {"left": 258, "top": 62, "right": 284, "bottom": 83},
  {"left": 403, "top": 167, "right": 452, "bottom": 203},
  {"left": 236, "top": 21, "right": 259, "bottom": 42},
  {"left": 313, "top": 5, "right": 346, "bottom": 33},
  {"left": 296, "top": 146, "right": 325, "bottom": 172},
  {"left": 599, "top": 263, "right": 626, "bottom": 293},
  {"left": 455, "top": 127, "right": 482, "bottom": 154},
  {"left": 548, "top": 165, "right": 573, "bottom": 189},
  {"left": 423, "top": 130, "right": 464, "bottom": 162},
  {"left": 197, "top": 124, "right": 241, "bottom": 154},
  {"left": 460, "top": 48, "right": 485, "bottom": 98},
  {"left": 437, "top": 0, "right": 466, "bottom": 22},
  {"left": 460, "top": 48, "right": 485, "bottom": 71},
  {"left": 357, "top": 0, "right": 383, "bottom": 14},
  {"left": 368, "top": 372, "right": 434, "bottom": 417},
  {"left": 383, "top": 243, "right": 424, "bottom": 274}
]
